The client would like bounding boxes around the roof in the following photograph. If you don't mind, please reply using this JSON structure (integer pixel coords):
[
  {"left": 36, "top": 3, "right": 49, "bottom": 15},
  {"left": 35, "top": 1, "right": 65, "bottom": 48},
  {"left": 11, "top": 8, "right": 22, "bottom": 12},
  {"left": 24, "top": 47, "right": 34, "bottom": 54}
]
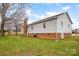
[{"left": 28, "top": 12, "right": 73, "bottom": 26}]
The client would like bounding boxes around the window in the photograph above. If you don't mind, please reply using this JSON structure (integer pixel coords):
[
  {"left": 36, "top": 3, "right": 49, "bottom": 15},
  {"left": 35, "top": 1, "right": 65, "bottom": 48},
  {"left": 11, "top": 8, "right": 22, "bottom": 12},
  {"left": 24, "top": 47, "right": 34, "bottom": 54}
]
[
  {"left": 31, "top": 26, "right": 33, "bottom": 30},
  {"left": 43, "top": 23, "right": 46, "bottom": 29},
  {"left": 68, "top": 24, "right": 70, "bottom": 28},
  {"left": 61, "top": 21, "right": 63, "bottom": 27}
]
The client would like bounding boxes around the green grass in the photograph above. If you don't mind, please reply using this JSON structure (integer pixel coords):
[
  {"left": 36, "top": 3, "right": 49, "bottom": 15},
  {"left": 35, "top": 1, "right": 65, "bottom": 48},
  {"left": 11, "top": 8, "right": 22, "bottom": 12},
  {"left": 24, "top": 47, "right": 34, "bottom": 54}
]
[{"left": 0, "top": 35, "right": 79, "bottom": 56}]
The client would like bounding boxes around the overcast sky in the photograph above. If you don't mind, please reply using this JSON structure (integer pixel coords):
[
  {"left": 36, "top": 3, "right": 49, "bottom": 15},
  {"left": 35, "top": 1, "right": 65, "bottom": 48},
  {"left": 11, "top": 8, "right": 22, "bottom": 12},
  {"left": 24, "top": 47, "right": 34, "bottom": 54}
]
[{"left": 27, "top": 3, "right": 79, "bottom": 29}]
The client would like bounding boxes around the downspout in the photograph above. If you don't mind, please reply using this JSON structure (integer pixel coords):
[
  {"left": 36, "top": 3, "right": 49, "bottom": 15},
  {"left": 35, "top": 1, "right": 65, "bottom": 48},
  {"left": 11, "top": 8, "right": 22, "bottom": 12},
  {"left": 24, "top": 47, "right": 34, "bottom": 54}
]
[{"left": 55, "top": 18, "right": 58, "bottom": 41}]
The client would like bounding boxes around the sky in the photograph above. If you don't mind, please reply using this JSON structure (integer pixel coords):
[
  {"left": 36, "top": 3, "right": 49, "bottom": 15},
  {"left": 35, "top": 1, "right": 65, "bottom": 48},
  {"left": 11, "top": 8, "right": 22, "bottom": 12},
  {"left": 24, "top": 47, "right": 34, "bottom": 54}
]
[{"left": 26, "top": 3, "right": 79, "bottom": 29}]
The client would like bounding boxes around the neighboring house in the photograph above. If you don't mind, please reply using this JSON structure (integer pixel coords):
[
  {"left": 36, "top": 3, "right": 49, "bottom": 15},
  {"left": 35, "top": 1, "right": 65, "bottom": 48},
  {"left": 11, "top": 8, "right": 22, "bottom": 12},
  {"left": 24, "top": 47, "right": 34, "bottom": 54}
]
[
  {"left": 28, "top": 12, "right": 73, "bottom": 39},
  {"left": 4, "top": 21, "right": 22, "bottom": 32},
  {"left": 0, "top": 17, "right": 24, "bottom": 33},
  {"left": 72, "top": 29, "right": 79, "bottom": 33}
]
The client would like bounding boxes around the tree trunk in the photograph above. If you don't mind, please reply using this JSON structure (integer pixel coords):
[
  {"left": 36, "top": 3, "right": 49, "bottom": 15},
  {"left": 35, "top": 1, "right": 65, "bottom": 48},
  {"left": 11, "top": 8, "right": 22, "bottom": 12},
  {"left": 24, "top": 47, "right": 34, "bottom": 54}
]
[
  {"left": 1, "top": 20, "right": 4, "bottom": 37},
  {"left": 15, "top": 26, "right": 17, "bottom": 35}
]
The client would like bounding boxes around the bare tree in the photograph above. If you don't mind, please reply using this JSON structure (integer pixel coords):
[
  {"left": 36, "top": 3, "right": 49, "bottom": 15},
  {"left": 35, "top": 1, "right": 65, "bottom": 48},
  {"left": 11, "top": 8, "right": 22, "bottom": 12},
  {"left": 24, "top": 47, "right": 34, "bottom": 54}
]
[
  {"left": 0, "top": 3, "right": 29, "bottom": 36},
  {"left": 13, "top": 9, "right": 26, "bottom": 35}
]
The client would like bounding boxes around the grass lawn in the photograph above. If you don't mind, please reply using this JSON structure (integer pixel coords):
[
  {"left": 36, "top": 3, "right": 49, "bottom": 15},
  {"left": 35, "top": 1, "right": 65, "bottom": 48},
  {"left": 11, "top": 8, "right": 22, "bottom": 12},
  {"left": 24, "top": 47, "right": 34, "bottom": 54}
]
[{"left": 0, "top": 35, "right": 79, "bottom": 56}]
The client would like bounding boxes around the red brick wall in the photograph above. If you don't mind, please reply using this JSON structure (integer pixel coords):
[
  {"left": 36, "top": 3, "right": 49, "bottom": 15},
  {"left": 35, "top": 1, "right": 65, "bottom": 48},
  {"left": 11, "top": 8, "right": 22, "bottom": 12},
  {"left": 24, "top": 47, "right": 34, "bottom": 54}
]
[
  {"left": 28, "top": 33, "right": 57, "bottom": 40},
  {"left": 28, "top": 33, "right": 71, "bottom": 40}
]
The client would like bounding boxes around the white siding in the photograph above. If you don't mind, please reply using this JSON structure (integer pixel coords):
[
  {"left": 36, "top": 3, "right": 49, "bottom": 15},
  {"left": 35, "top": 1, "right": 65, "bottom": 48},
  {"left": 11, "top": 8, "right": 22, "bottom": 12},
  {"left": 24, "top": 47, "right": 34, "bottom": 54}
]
[
  {"left": 28, "top": 19, "right": 57, "bottom": 33},
  {"left": 57, "top": 13, "right": 72, "bottom": 33},
  {"left": 28, "top": 13, "right": 72, "bottom": 34}
]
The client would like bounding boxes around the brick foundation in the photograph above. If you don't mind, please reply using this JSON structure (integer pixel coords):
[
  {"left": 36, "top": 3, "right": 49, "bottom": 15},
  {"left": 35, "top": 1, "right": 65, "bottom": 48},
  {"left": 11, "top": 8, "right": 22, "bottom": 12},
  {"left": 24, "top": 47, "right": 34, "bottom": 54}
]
[{"left": 28, "top": 33, "right": 71, "bottom": 40}]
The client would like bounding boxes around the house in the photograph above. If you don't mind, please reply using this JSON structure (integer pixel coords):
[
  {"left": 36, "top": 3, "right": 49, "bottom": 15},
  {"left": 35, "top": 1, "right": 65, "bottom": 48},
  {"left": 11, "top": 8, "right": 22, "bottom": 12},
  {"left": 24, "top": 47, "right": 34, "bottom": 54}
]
[
  {"left": 0, "top": 16, "right": 25, "bottom": 34},
  {"left": 27, "top": 12, "right": 73, "bottom": 40},
  {"left": 4, "top": 21, "right": 22, "bottom": 32},
  {"left": 72, "top": 29, "right": 79, "bottom": 33}
]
